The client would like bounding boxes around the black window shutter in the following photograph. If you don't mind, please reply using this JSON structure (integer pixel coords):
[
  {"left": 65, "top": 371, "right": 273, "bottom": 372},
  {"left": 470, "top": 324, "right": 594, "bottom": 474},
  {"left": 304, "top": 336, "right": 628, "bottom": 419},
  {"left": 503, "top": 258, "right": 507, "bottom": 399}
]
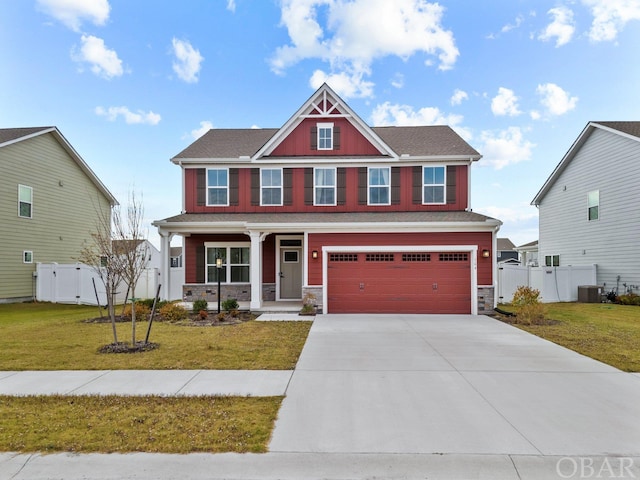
[
  {"left": 304, "top": 168, "right": 314, "bottom": 205},
  {"left": 358, "top": 167, "right": 368, "bottom": 205},
  {"left": 333, "top": 126, "right": 340, "bottom": 150},
  {"left": 310, "top": 126, "right": 318, "bottom": 150},
  {"left": 229, "top": 168, "right": 239, "bottom": 206},
  {"left": 196, "top": 169, "right": 206, "bottom": 206},
  {"left": 337, "top": 168, "right": 346, "bottom": 205},
  {"left": 195, "top": 245, "right": 205, "bottom": 283},
  {"left": 251, "top": 168, "right": 260, "bottom": 206},
  {"left": 446, "top": 165, "right": 456, "bottom": 204},
  {"left": 391, "top": 167, "right": 401, "bottom": 205},
  {"left": 283, "top": 168, "right": 293, "bottom": 206},
  {"left": 412, "top": 166, "right": 422, "bottom": 204}
]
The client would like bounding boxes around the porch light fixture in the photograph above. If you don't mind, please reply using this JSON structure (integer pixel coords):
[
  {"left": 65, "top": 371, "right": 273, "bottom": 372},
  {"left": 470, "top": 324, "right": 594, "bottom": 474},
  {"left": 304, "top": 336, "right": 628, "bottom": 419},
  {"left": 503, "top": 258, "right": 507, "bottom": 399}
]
[
  {"left": 482, "top": 249, "right": 491, "bottom": 258},
  {"left": 216, "top": 256, "right": 223, "bottom": 313},
  {"left": 312, "top": 250, "right": 319, "bottom": 259}
]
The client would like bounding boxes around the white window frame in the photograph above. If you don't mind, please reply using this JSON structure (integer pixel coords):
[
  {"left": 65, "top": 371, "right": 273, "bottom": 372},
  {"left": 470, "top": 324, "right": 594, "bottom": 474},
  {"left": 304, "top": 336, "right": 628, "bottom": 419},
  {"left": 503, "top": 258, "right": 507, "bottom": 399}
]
[
  {"left": 314, "top": 167, "right": 337, "bottom": 206},
  {"left": 423, "top": 165, "right": 446, "bottom": 205},
  {"left": 204, "top": 242, "right": 251, "bottom": 284},
  {"left": 18, "top": 184, "right": 33, "bottom": 218},
  {"left": 260, "top": 168, "right": 283, "bottom": 206},
  {"left": 545, "top": 255, "right": 560, "bottom": 267},
  {"left": 317, "top": 122, "right": 333, "bottom": 150},
  {"left": 23, "top": 251, "right": 33, "bottom": 264},
  {"left": 206, "top": 168, "right": 229, "bottom": 206},
  {"left": 368, "top": 166, "right": 391, "bottom": 206},
  {"left": 588, "top": 190, "right": 599, "bottom": 221}
]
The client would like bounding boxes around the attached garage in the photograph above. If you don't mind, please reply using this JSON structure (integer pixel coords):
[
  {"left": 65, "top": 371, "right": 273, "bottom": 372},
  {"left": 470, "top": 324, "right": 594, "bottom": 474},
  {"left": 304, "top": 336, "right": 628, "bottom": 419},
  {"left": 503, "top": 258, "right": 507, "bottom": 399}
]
[{"left": 325, "top": 247, "right": 474, "bottom": 314}]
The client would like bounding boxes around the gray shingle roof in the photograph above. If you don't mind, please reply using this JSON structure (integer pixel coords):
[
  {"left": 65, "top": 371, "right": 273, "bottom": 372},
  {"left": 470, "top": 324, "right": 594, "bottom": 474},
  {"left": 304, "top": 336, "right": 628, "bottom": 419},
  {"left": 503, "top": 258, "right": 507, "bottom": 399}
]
[
  {"left": 594, "top": 121, "right": 640, "bottom": 139},
  {"left": 172, "top": 125, "right": 479, "bottom": 160},
  {"left": 155, "top": 210, "right": 499, "bottom": 225},
  {"left": 0, "top": 127, "right": 53, "bottom": 146}
]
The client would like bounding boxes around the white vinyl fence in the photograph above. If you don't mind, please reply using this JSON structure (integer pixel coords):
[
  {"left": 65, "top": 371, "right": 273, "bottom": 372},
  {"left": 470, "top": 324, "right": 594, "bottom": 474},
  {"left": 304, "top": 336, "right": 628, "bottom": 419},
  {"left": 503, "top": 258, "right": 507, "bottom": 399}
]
[
  {"left": 35, "top": 263, "right": 186, "bottom": 305},
  {"left": 497, "top": 264, "right": 597, "bottom": 304}
]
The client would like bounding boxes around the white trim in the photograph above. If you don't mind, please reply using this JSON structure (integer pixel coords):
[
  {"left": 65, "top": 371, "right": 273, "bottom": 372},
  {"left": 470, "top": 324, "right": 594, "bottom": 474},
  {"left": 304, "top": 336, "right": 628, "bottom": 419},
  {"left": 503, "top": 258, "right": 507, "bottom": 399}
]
[
  {"left": 23, "top": 250, "right": 33, "bottom": 264},
  {"left": 260, "top": 167, "right": 283, "bottom": 206},
  {"left": 367, "top": 166, "right": 391, "bottom": 206},
  {"left": 322, "top": 245, "right": 478, "bottom": 315},
  {"left": 317, "top": 122, "right": 334, "bottom": 150},
  {"left": 203, "top": 242, "right": 251, "bottom": 285},
  {"left": 206, "top": 167, "right": 230, "bottom": 207},
  {"left": 276, "top": 235, "right": 304, "bottom": 301},
  {"left": 313, "top": 167, "right": 337, "bottom": 206},
  {"left": 422, "top": 165, "right": 447, "bottom": 205},
  {"left": 18, "top": 184, "right": 33, "bottom": 219}
]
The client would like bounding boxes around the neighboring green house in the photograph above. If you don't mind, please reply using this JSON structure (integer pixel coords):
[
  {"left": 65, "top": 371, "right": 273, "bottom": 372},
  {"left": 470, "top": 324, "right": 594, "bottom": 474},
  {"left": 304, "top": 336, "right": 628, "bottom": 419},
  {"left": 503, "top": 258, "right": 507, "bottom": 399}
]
[{"left": 0, "top": 127, "right": 117, "bottom": 303}]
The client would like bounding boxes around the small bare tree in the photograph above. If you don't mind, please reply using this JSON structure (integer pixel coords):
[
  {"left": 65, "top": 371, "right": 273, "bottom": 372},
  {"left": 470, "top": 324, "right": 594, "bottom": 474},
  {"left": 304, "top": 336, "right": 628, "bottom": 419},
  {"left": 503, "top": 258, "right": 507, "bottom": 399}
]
[
  {"left": 113, "top": 190, "right": 150, "bottom": 348},
  {"left": 79, "top": 202, "right": 125, "bottom": 344}
]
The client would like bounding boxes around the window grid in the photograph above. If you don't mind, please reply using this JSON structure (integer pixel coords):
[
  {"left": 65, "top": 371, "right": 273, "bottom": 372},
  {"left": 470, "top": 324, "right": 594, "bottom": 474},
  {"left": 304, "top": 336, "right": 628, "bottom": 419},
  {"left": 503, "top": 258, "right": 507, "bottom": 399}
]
[
  {"left": 318, "top": 123, "right": 333, "bottom": 150},
  {"left": 329, "top": 253, "right": 358, "bottom": 262},
  {"left": 314, "top": 167, "right": 337, "bottom": 205},
  {"left": 18, "top": 184, "right": 32, "bottom": 218},
  {"left": 206, "top": 245, "right": 250, "bottom": 284},
  {"left": 261, "top": 168, "right": 283, "bottom": 206},
  {"left": 423, "top": 166, "right": 446, "bottom": 204},
  {"left": 402, "top": 253, "right": 431, "bottom": 262},
  {"left": 368, "top": 167, "right": 391, "bottom": 205},
  {"left": 439, "top": 253, "right": 468, "bottom": 262},
  {"left": 207, "top": 168, "right": 229, "bottom": 206},
  {"left": 366, "top": 253, "right": 395, "bottom": 262}
]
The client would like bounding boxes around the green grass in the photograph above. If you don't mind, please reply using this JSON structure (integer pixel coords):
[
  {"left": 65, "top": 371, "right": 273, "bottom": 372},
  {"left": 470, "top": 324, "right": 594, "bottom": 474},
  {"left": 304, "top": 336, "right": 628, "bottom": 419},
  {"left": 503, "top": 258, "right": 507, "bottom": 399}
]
[
  {"left": 0, "top": 395, "right": 281, "bottom": 453},
  {"left": 0, "top": 302, "right": 311, "bottom": 370},
  {"left": 499, "top": 302, "right": 640, "bottom": 372}
]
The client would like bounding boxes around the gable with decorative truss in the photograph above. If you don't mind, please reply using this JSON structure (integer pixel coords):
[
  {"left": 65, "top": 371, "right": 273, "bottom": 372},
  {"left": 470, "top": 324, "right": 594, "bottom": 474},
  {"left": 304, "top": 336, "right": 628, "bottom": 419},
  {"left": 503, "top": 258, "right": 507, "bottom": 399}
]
[{"left": 253, "top": 83, "right": 396, "bottom": 160}]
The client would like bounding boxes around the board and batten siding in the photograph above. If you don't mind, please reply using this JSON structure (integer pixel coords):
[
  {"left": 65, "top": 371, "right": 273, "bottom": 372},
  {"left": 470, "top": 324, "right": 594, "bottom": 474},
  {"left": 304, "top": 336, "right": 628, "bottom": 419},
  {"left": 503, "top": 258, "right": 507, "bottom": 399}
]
[
  {"left": 0, "top": 133, "right": 113, "bottom": 301},
  {"left": 538, "top": 128, "right": 640, "bottom": 292}
]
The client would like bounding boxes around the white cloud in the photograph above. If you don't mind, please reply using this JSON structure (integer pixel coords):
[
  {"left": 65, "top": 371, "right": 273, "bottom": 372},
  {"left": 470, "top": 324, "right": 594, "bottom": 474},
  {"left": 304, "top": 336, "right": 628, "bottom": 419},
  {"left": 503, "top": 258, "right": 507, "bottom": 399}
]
[
  {"left": 391, "top": 73, "right": 405, "bottom": 89},
  {"left": 95, "top": 106, "right": 161, "bottom": 125},
  {"left": 271, "top": 0, "right": 459, "bottom": 98},
  {"left": 536, "top": 83, "right": 578, "bottom": 116},
  {"left": 310, "top": 68, "right": 374, "bottom": 98},
  {"left": 226, "top": 0, "right": 236, "bottom": 12},
  {"left": 190, "top": 121, "right": 214, "bottom": 140},
  {"left": 479, "top": 127, "right": 535, "bottom": 169},
  {"left": 582, "top": 0, "right": 640, "bottom": 42},
  {"left": 171, "top": 38, "right": 204, "bottom": 83},
  {"left": 501, "top": 14, "right": 524, "bottom": 33},
  {"left": 538, "top": 6, "right": 575, "bottom": 47},
  {"left": 491, "top": 87, "right": 521, "bottom": 117},
  {"left": 72, "top": 34, "right": 123, "bottom": 79},
  {"left": 36, "top": 0, "right": 110, "bottom": 32},
  {"left": 450, "top": 88, "right": 468, "bottom": 106}
]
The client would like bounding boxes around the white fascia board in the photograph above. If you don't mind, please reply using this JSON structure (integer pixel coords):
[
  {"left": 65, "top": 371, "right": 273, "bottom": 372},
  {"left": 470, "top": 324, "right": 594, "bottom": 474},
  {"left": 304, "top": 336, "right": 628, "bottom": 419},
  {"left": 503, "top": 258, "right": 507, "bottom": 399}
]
[{"left": 172, "top": 157, "right": 245, "bottom": 165}]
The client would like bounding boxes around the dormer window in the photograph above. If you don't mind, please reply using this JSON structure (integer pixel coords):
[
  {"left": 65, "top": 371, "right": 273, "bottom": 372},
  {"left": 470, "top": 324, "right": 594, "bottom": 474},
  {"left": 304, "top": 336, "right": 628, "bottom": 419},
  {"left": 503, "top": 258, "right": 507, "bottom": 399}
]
[{"left": 317, "top": 123, "right": 333, "bottom": 150}]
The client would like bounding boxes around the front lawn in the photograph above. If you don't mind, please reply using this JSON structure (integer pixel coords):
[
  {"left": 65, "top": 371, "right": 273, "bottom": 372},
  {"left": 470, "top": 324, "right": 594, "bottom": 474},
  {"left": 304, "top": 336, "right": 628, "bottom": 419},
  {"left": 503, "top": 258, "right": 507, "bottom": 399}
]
[
  {"left": 0, "top": 303, "right": 311, "bottom": 370},
  {"left": 498, "top": 302, "right": 640, "bottom": 372},
  {"left": 0, "top": 395, "right": 281, "bottom": 453}
]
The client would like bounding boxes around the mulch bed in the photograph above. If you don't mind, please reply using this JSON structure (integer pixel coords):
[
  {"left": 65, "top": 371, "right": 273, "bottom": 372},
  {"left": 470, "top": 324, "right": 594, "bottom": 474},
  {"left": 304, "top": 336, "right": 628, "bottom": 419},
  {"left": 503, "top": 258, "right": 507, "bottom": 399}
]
[{"left": 98, "top": 341, "right": 160, "bottom": 354}]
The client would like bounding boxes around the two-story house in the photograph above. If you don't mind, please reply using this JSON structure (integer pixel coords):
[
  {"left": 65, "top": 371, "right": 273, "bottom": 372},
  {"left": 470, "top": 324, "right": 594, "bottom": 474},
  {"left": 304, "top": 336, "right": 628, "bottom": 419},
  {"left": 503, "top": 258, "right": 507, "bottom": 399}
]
[
  {"left": 0, "top": 127, "right": 117, "bottom": 303},
  {"left": 154, "top": 84, "right": 501, "bottom": 314},
  {"left": 532, "top": 121, "right": 640, "bottom": 294}
]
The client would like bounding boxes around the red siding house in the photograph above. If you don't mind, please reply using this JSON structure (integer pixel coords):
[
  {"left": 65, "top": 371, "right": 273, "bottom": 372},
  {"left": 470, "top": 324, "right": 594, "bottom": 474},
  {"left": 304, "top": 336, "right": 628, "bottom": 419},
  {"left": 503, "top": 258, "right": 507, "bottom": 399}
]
[{"left": 153, "top": 84, "right": 501, "bottom": 314}]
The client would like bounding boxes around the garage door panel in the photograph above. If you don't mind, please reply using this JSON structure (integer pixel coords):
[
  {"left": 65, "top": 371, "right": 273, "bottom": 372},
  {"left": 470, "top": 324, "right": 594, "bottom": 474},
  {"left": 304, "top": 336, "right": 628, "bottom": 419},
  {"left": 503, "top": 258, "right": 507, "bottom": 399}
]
[{"left": 327, "top": 251, "right": 471, "bottom": 314}]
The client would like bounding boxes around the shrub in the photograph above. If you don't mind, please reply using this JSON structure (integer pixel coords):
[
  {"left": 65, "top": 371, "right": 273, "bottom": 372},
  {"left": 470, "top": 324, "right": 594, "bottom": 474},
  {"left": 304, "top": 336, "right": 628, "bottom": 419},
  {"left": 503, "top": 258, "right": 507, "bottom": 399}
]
[
  {"left": 159, "top": 303, "right": 189, "bottom": 322},
  {"left": 217, "top": 312, "right": 226, "bottom": 322},
  {"left": 122, "top": 302, "right": 151, "bottom": 320},
  {"left": 617, "top": 294, "right": 640, "bottom": 306},
  {"left": 198, "top": 310, "right": 208, "bottom": 320},
  {"left": 511, "top": 286, "right": 545, "bottom": 325},
  {"left": 192, "top": 299, "right": 208, "bottom": 313},
  {"left": 137, "top": 298, "right": 170, "bottom": 310},
  {"left": 221, "top": 298, "right": 239, "bottom": 311}
]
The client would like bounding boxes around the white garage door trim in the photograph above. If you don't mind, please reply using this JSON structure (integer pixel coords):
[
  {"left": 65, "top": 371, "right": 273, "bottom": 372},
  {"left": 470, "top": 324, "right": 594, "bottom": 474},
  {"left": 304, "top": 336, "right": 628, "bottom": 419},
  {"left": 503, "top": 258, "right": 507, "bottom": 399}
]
[{"left": 322, "top": 245, "right": 478, "bottom": 315}]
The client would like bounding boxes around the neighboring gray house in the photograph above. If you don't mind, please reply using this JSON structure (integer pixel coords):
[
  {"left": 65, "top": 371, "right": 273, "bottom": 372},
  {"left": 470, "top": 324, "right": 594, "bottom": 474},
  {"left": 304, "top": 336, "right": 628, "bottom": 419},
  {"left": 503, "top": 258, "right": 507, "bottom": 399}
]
[
  {"left": 0, "top": 127, "right": 117, "bottom": 303},
  {"left": 514, "top": 240, "right": 538, "bottom": 266},
  {"left": 532, "top": 121, "right": 640, "bottom": 294},
  {"left": 496, "top": 238, "right": 518, "bottom": 263}
]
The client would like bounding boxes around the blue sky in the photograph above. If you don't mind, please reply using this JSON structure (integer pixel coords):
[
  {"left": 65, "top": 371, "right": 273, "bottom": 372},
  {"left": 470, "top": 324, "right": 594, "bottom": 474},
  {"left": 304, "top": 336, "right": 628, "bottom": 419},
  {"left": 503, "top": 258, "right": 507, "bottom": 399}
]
[{"left": 2, "top": 0, "right": 640, "bottom": 249}]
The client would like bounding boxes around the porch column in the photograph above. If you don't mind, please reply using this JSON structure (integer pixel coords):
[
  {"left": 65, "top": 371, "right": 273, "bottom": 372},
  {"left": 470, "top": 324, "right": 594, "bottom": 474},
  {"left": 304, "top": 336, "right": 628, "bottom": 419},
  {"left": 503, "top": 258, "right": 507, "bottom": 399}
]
[
  {"left": 159, "top": 231, "right": 172, "bottom": 301},
  {"left": 249, "top": 231, "right": 264, "bottom": 310}
]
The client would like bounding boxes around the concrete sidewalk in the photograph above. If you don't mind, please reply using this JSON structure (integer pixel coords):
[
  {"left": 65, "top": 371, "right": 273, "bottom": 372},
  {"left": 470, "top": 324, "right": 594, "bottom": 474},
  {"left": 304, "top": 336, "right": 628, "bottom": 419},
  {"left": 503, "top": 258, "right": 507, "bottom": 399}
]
[{"left": 0, "top": 370, "right": 292, "bottom": 397}]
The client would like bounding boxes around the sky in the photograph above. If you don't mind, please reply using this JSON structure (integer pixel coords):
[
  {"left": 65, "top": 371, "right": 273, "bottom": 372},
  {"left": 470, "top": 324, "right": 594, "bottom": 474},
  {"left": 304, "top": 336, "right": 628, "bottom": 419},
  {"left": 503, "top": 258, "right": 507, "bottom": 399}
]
[{"left": 2, "top": 0, "right": 640, "bottom": 250}]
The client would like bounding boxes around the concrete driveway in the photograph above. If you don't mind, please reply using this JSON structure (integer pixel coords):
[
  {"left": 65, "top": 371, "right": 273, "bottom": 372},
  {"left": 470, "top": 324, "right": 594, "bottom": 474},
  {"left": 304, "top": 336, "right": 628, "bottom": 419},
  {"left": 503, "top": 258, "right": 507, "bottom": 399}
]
[{"left": 270, "top": 314, "right": 640, "bottom": 456}]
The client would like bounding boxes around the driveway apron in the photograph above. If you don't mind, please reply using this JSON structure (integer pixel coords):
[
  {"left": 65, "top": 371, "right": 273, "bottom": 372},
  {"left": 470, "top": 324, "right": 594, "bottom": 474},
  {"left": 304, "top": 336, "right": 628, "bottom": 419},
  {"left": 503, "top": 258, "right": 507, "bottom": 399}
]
[{"left": 269, "top": 314, "right": 640, "bottom": 456}]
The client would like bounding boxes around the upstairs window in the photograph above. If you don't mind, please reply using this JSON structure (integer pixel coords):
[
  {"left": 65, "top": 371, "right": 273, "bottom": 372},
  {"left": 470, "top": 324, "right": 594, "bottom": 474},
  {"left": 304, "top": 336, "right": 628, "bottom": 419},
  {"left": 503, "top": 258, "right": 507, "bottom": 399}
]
[
  {"left": 423, "top": 166, "right": 446, "bottom": 204},
  {"left": 18, "top": 185, "right": 32, "bottom": 218},
  {"left": 588, "top": 190, "right": 599, "bottom": 221},
  {"left": 368, "top": 167, "right": 390, "bottom": 205},
  {"left": 314, "top": 167, "right": 336, "bottom": 205},
  {"left": 317, "top": 123, "right": 333, "bottom": 150},
  {"left": 261, "top": 168, "right": 282, "bottom": 206},
  {"left": 207, "top": 169, "right": 228, "bottom": 206}
]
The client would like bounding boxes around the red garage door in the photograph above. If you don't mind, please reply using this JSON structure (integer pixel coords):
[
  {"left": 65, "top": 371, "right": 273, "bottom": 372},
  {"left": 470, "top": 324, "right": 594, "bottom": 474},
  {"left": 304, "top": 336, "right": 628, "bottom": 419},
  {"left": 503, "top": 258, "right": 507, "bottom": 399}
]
[{"left": 327, "top": 251, "right": 471, "bottom": 314}]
